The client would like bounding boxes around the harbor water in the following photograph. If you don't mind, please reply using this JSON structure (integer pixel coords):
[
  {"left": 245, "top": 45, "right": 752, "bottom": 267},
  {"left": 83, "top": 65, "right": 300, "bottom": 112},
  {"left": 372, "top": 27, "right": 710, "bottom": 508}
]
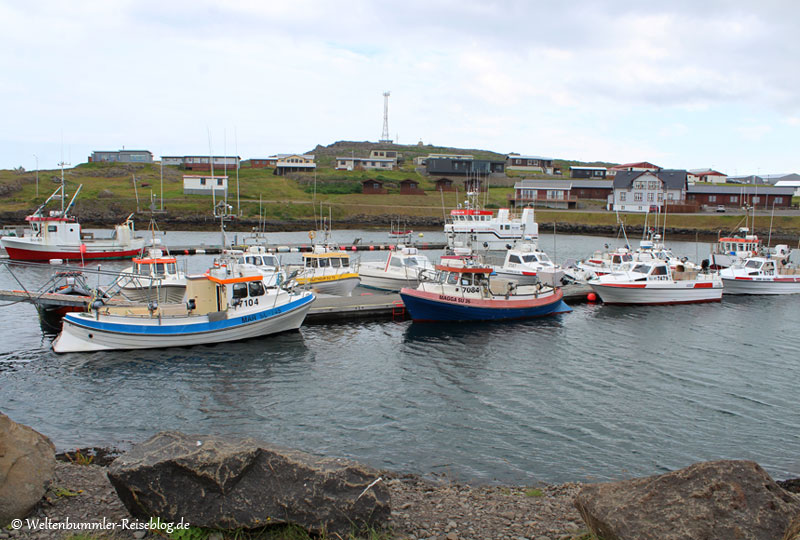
[{"left": 0, "top": 230, "right": 798, "bottom": 485}]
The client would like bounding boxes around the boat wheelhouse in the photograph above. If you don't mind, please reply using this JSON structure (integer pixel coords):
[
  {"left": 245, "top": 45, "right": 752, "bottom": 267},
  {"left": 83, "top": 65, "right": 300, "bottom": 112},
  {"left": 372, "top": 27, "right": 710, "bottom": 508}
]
[
  {"left": 357, "top": 245, "right": 435, "bottom": 291},
  {"left": 709, "top": 228, "right": 762, "bottom": 269},
  {"left": 290, "top": 246, "right": 360, "bottom": 296},
  {"left": 114, "top": 248, "right": 187, "bottom": 303},
  {"left": 444, "top": 196, "right": 538, "bottom": 251}
]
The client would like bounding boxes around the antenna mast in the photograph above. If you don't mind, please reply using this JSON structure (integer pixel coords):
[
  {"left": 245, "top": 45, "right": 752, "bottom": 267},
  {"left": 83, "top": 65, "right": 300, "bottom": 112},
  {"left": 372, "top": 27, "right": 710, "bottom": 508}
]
[{"left": 380, "top": 91, "right": 392, "bottom": 143}]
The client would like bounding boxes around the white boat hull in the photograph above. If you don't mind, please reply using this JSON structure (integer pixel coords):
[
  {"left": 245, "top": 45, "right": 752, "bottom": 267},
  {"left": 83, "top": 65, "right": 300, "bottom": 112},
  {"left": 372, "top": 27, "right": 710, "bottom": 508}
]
[
  {"left": 721, "top": 276, "right": 800, "bottom": 295},
  {"left": 299, "top": 276, "right": 360, "bottom": 296},
  {"left": 358, "top": 266, "right": 422, "bottom": 291},
  {"left": 589, "top": 281, "right": 723, "bottom": 304},
  {"left": 52, "top": 294, "right": 314, "bottom": 353}
]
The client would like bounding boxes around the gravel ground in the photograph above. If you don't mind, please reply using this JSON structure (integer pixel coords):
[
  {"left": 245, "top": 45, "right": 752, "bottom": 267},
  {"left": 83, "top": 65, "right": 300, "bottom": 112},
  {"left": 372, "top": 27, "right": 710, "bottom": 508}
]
[{"left": 3, "top": 462, "right": 591, "bottom": 540}]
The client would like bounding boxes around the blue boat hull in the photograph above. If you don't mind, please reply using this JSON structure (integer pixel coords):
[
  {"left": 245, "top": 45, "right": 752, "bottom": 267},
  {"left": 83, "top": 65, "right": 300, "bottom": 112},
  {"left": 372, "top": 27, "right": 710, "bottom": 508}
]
[{"left": 399, "top": 292, "right": 571, "bottom": 322}]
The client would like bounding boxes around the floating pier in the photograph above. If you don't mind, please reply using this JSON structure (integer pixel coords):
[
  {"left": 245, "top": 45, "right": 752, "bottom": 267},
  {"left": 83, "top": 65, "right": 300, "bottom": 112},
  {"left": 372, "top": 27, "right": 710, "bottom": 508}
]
[{"left": 0, "top": 284, "right": 593, "bottom": 323}]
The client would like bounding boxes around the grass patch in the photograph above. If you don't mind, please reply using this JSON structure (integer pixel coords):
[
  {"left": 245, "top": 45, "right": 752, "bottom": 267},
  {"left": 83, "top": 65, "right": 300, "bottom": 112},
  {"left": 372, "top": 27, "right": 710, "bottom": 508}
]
[{"left": 525, "top": 488, "right": 544, "bottom": 497}]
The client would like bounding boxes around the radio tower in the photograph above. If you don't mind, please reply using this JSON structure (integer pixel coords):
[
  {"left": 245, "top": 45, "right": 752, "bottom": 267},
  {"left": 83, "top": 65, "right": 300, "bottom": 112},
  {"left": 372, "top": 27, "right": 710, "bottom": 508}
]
[{"left": 380, "top": 91, "right": 392, "bottom": 143}]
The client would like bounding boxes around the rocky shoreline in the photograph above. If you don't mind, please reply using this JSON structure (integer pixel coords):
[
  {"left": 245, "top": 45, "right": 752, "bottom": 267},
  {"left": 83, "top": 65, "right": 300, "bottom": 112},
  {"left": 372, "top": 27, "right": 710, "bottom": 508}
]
[{"left": 8, "top": 460, "right": 588, "bottom": 540}]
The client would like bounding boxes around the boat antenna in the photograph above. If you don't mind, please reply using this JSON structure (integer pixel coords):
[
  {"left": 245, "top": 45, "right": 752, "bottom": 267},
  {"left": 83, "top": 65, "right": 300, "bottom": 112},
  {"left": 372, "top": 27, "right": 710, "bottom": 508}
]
[{"left": 234, "top": 126, "right": 240, "bottom": 215}]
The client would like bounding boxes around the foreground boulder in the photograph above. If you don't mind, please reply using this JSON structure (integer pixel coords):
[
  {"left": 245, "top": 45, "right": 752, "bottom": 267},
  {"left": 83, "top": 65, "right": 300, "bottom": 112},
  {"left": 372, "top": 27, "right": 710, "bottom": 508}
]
[
  {"left": 107, "top": 431, "right": 390, "bottom": 535},
  {"left": 0, "top": 412, "right": 56, "bottom": 527},
  {"left": 574, "top": 460, "right": 800, "bottom": 540}
]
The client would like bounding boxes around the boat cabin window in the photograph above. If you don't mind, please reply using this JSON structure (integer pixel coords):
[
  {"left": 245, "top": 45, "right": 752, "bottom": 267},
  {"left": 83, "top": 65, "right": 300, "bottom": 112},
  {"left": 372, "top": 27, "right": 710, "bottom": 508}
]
[
  {"left": 154, "top": 263, "right": 165, "bottom": 275},
  {"left": 763, "top": 261, "right": 775, "bottom": 273},
  {"left": 330, "top": 257, "right": 341, "bottom": 268},
  {"left": 232, "top": 283, "right": 249, "bottom": 299},
  {"left": 248, "top": 281, "right": 265, "bottom": 297},
  {"left": 166, "top": 262, "right": 176, "bottom": 274},
  {"left": 340, "top": 257, "right": 349, "bottom": 268},
  {"left": 446, "top": 272, "right": 458, "bottom": 285},
  {"left": 522, "top": 254, "right": 539, "bottom": 263},
  {"left": 651, "top": 265, "right": 667, "bottom": 276},
  {"left": 460, "top": 274, "right": 474, "bottom": 286},
  {"left": 263, "top": 256, "right": 278, "bottom": 267},
  {"left": 744, "top": 260, "right": 761, "bottom": 269},
  {"left": 633, "top": 264, "right": 651, "bottom": 274},
  {"left": 407, "top": 257, "right": 425, "bottom": 267},
  {"left": 509, "top": 254, "right": 522, "bottom": 264},
  {"left": 245, "top": 256, "right": 260, "bottom": 265},
  {"left": 48, "top": 225, "right": 58, "bottom": 232},
  {"left": 390, "top": 257, "right": 403, "bottom": 268}
]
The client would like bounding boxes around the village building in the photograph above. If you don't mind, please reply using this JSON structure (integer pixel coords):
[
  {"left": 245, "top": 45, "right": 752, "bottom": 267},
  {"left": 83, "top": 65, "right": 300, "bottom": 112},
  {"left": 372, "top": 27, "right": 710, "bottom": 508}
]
[
  {"left": 335, "top": 157, "right": 395, "bottom": 171},
  {"left": 510, "top": 180, "right": 578, "bottom": 209},
  {"left": 90, "top": 150, "right": 153, "bottom": 163},
  {"left": 688, "top": 169, "right": 727, "bottom": 184},
  {"left": 182, "top": 175, "right": 228, "bottom": 196},
  {"left": 569, "top": 166, "right": 607, "bottom": 179},
  {"left": 607, "top": 161, "right": 660, "bottom": 177},
  {"left": 505, "top": 154, "right": 554, "bottom": 174},
  {"left": 399, "top": 179, "right": 425, "bottom": 195},
  {"left": 275, "top": 154, "right": 315, "bottom": 176},
  {"left": 612, "top": 170, "right": 688, "bottom": 213},
  {"left": 361, "top": 179, "right": 387, "bottom": 195}
]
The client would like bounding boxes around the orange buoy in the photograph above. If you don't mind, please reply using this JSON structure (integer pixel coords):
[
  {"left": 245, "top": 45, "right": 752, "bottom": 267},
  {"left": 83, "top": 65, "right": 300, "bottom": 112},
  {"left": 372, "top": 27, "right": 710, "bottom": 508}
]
[
  {"left": 351, "top": 246, "right": 357, "bottom": 251},
  {"left": 587, "top": 292, "right": 598, "bottom": 302}
]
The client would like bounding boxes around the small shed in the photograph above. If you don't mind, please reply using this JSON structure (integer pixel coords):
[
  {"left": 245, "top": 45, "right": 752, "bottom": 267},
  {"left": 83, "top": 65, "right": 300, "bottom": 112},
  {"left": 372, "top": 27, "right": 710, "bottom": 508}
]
[
  {"left": 362, "top": 179, "right": 387, "bottom": 195},
  {"left": 399, "top": 179, "right": 425, "bottom": 195},
  {"left": 435, "top": 178, "right": 455, "bottom": 192}
]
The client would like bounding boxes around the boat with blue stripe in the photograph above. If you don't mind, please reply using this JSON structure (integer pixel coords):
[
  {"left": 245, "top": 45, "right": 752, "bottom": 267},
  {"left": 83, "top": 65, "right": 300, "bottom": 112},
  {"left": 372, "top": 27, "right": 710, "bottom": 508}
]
[{"left": 53, "top": 258, "right": 315, "bottom": 353}]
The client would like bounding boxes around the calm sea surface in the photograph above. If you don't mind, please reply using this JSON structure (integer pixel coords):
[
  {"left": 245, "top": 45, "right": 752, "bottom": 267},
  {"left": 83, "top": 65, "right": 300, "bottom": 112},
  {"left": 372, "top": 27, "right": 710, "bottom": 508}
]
[{"left": 1, "top": 229, "right": 798, "bottom": 484}]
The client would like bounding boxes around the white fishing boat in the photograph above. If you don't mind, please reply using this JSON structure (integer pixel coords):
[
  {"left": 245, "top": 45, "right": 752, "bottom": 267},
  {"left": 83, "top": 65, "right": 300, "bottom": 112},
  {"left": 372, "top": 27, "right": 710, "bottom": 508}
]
[
  {"left": 356, "top": 245, "right": 435, "bottom": 291},
  {"left": 52, "top": 260, "right": 315, "bottom": 353},
  {"left": 719, "top": 249, "right": 800, "bottom": 295},
  {"left": 0, "top": 166, "right": 145, "bottom": 261},
  {"left": 400, "top": 257, "right": 571, "bottom": 322},
  {"left": 289, "top": 246, "right": 360, "bottom": 296},
  {"left": 577, "top": 246, "right": 633, "bottom": 277},
  {"left": 444, "top": 193, "right": 538, "bottom": 251},
  {"left": 112, "top": 247, "right": 187, "bottom": 303},
  {"left": 492, "top": 242, "right": 565, "bottom": 287},
  {"left": 709, "top": 227, "right": 762, "bottom": 270},
  {"left": 588, "top": 260, "right": 722, "bottom": 305},
  {"left": 226, "top": 246, "right": 285, "bottom": 287}
]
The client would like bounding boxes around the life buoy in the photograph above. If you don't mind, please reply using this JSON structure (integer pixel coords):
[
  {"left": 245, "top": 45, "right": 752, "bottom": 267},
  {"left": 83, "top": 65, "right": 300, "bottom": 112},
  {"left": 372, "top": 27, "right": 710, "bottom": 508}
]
[{"left": 308, "top": 231, "right": 316, "bottom": 240}]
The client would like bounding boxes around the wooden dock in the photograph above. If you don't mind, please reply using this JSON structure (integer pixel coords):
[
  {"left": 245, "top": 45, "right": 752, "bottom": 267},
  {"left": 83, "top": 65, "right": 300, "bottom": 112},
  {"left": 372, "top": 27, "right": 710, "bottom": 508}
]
[{"left": 0, "top": 284, "right": 593, "bottom": 322}]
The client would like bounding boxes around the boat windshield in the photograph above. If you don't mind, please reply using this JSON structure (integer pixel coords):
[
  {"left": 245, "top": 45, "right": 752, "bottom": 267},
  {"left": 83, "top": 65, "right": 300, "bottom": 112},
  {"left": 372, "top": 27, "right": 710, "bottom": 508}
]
[
  {"left": 522, "top": 254, "right": 540, "bottom": 263},
  {"left": 632, "top": 264, "right": 651, "bottom": 274},
  {"left": 744, "top": 260, "right": 761, "bottom": 269},
  {"left": 405, "top": 256, "right": 427, "bottom": 267}
]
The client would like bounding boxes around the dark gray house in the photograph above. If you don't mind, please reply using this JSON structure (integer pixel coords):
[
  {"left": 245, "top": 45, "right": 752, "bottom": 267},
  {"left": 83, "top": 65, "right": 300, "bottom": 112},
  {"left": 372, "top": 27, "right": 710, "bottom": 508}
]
[
  {"left": 426, "top": 157, "right": 505, "bottom": 176},
  {"left": 90, "top": 149, "right": 153, "bottom": 163}
]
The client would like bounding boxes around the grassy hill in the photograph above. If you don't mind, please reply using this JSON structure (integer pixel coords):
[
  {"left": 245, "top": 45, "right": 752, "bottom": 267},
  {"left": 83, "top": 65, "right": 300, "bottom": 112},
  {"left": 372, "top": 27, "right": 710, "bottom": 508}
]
[{"left": 2, "top": 141, "right": 798, "bottom": 236}]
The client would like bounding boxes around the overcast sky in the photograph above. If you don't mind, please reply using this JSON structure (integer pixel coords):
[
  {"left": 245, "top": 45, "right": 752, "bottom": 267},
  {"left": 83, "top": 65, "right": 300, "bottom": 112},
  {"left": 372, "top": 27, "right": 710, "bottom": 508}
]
[{"left": 2, "top": 0, "right": 799, "bottom": 175}]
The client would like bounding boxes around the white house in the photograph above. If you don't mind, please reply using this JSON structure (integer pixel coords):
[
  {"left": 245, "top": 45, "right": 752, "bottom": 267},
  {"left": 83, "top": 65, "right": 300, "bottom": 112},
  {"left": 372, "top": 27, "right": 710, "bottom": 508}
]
[
  {"left": 612, "top": 170, "right": 687, "bottom": 212},
  {"left": 688, "top": 168, "right": 727, "bottom": 184},
  {"left": 335, "top": 157, "right": 395, "bottom": 171},
  {"left": 183, "top": 175, "right": 228, "bottom": 195}
]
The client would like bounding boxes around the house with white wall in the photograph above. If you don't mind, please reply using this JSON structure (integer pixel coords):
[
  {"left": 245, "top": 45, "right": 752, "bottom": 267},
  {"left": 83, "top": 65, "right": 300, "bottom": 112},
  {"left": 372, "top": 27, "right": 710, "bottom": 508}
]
[{"left": 612, "top": 170, "right": 687, "bottom": 212}]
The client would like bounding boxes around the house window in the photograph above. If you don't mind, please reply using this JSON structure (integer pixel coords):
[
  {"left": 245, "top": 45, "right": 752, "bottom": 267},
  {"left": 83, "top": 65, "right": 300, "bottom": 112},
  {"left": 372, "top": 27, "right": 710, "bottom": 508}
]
[
  {"left": 776, "top": 197, "right": 784, "bottom": 203},
  {"left": 217, "top": 178, "right": 223, "bottom": 186},
  {"left": 667, "top": 192, "right": 674, "bottom": 200},
  {"left": 634, "top": 193, "right": 643, "bottom": 202},
  {"left": 730, "top": 195, "right": 738, "bottom": 202},
  {"left": 619, "top": 192, "right": 626, "bottom": 201},
  {"left": 709, "top": 195, "right": 716, "bottom": 202},
  {"left": 200, "top": 178, "right": 206, "bottom": 185},
  {"left": 647, "top": 193, "right": 654, "bottom": 202},
  {"left": 657, "top": 193, "right": 663, "bottom": 201},
  {"left": 753, "top": 196, "right": 761, "bottom": 203}
]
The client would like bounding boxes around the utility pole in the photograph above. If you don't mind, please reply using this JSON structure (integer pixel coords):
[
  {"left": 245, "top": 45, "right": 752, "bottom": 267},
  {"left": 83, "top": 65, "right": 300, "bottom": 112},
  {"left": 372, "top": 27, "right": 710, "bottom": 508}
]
[
  {"left": 33, "top": 154, "right": 39, "bottom": 197},
  {"left": 380, "top": 91, "right": 392, "bottom": 143}
]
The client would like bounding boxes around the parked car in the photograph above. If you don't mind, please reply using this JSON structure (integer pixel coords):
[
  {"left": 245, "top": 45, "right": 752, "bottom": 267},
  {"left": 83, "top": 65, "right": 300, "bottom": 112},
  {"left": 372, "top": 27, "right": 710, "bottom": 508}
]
[{"left": 715, "top": 205, "right": 726, "bottom": 212}]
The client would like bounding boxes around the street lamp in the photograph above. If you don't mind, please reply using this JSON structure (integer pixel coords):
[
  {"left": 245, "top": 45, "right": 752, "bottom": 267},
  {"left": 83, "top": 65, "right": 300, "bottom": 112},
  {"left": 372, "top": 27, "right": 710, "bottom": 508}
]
[{"left": 33, "top": 154, "right": 39, "bottom": 197}]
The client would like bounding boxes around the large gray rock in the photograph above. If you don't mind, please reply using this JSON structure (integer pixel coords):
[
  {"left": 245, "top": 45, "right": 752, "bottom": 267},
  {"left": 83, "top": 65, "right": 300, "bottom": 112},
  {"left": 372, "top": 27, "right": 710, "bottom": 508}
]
[
  {"left": 785, "top": 514, "right": 800, "bottom": 540},
  {"left": 0, "top": 412, "right": 56, "bottom": 527},
  {"left": 574, "top": 460, "right": 800, "bottom": 540},
  {"left": 107, "top": 431, "right": 390, "bottom": 536}
]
